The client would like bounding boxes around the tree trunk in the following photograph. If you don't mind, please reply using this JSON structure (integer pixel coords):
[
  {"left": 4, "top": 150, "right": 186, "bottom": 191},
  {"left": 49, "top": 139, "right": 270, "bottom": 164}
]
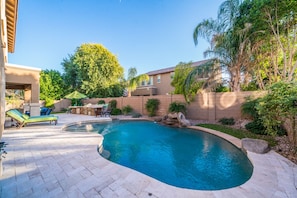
[
  {"left": 283, "top": 117, "right": 297, "bottom": 147},
  {"left": 229, "top": 66, "right": 241, "bottom": 92}
]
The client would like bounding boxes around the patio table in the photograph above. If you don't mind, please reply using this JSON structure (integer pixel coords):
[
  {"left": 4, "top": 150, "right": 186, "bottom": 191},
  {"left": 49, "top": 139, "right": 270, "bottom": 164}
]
[{"left": 68, "top": 104, "right": 104, "bottom": 116}]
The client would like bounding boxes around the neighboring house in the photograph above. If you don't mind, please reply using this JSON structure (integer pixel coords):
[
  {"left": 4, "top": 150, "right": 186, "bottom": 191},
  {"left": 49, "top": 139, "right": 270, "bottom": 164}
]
[{"left": 132, "top": 59, "right": 218, "bottom": 96}]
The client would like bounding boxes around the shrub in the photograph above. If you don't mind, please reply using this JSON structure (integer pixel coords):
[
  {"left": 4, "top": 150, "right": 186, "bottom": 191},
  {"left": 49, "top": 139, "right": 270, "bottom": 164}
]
[
  {"left": 97, "top": 100, "right": 105, "bottom": 104},
  {"left": 145, "top": 99, "right": 160, "bottom": 117},
  {"left": 245, "top": 121, "right": 287, "bottom": 136},
  {"left": 245, "top": 120, "right": 267, "bottom": 135},
  {"left": 240, "top": 81, "right": 259, "bottom": 91},
  {"left": 241, "top": 94, "right": 286, "bottom": 135},
  {"left": 109, "top": 100, "right": 117, "bottom": 109},
  {"left": 111, "top": 108, "right": 122, "bottom": 115},
  {"left": 45, "top": 98, "right": 55, "bottom": 108},
  {"left": 168, "top": 102, "right": 186, "bottom": 114},
  {"left": 218, "top": 117, "right": 235, "bottom": 125},
  {"left": 256, "top": 82, "right": 297, "bottom": 145},
  {"left": 132, "top": 113, "right": 142, "bottom": 118},
  {"left": 241, "top": 97, "right": 261, "bottom": 120},
  {"left": 215, "top": 84, "right": 230, "bottom": 92},
  {"left": 122, "top": 105, "right": 133, "bottom": 115}
]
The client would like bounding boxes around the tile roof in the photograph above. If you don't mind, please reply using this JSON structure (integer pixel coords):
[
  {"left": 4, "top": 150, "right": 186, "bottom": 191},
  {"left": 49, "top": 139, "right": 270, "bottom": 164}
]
[{"left": 146, "top": 59, "right": 210, "bottom": 76}]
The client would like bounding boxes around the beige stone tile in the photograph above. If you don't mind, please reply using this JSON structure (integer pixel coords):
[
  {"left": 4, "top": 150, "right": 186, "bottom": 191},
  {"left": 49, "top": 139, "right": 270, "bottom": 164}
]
[
  {"left": 93, "top": 176, "right": 115, "bottom": 192},
  {"left": 76, "top": 175, "right": 101, "bottom": 194},
  {"left": 99, "top": 187, "right": 119, "bottom": 198},
  {"left": 84, "top": 188, "right": 103, "bottom": 198},
  {"left": 2, "top": 114, "right": 297, "bottom": 197}
]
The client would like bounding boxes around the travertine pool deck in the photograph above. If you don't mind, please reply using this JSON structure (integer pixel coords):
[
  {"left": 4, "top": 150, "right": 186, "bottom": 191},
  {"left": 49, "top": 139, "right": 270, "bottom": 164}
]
[{"left": 0, "top": 114, "right": 296, "bottom": 198}]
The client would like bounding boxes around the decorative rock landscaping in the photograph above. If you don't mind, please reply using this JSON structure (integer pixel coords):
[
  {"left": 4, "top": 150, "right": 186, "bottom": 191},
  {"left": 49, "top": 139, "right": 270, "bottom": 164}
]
[
  {"left": 157, "top": 112, "right": 191, "bottom": 127},
  {"left": 242, "top": 138, "right": 270, "bottom": 154}
]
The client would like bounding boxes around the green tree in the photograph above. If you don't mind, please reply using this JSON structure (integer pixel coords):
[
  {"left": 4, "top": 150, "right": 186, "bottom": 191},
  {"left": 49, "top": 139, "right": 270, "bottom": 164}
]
[
  {"left": 61, "top": 55, "right": 80, "bottom": 92},
  {"left": 256, "top": 81, "right": 297, "bottom": 146},
  {"left": 126, "top": 67, "right": 149, "bottom": 97},
  {"left": 64, "top": 43, "right": 125, "bottom": 98},
  {"left": 171, "top": 62, "right": 206, "bottom": 101},
  {"left": 240, "top": 0, "right": 297, "bottom": 87},
  {"left": 171, "top": 62, "right": 194, "bottom": 94},
  {"left": 190, "top": 0, "right": 260, "bottom": 93},
  {"left": 183, "top": 59, "right": 222, "bottom": 101},
  {"left": 40, "top": 69, "right": 65, "bottom": 100}
]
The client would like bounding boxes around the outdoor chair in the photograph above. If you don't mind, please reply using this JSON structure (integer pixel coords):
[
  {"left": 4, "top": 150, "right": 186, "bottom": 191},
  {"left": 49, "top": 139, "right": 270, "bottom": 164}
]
[
  {"left": 66, "top": 107, "right": 71, "bottom": 114},
  {"left": 6, "top": 109, "right": 58, "bottom": 128},
  {"left": 101, "top": 104, "right": 111, "bottom": 117},
  {"left": 40, "top": 107, "right": 52, "bottom": 115},
  {"left": 94, "top": 108, "right": 102, "bottom": 117}
]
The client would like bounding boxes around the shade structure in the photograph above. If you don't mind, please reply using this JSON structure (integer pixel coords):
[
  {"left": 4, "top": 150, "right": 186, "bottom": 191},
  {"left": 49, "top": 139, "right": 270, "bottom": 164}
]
[{"left": 64, "top": 91, "right": 87, "bottom": 100}]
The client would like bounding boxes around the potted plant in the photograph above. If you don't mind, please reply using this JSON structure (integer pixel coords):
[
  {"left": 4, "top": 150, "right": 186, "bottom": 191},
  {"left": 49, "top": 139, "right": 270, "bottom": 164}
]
[{"left": 0, "top": 142, "right": 7, "bottom": 176}]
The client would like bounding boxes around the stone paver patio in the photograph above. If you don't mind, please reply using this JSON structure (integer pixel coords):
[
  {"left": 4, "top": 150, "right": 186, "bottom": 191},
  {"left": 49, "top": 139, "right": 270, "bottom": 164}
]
[{"left": 0, "top": 114, "right": 296, "bottom": 198}]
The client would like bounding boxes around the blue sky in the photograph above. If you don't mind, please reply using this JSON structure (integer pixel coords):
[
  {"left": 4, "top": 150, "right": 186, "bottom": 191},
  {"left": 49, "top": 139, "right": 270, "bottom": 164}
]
[{"left": 8, "top": 0, "right": 224, "bottom": 76}]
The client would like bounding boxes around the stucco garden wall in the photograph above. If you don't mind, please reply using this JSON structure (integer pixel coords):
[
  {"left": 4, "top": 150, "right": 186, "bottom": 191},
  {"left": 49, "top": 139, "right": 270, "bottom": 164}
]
[{"left": 77, "top": 91, "right": 265, "bottom": 121}]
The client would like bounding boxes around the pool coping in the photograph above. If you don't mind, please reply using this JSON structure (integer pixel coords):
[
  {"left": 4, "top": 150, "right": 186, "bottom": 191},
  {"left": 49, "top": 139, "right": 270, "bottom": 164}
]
[
  {"left": 1, "top": 114, "right": 297, "bottom": 197},
  {"left": 62, "top": 117, "right": 297, "bottom": 196}
]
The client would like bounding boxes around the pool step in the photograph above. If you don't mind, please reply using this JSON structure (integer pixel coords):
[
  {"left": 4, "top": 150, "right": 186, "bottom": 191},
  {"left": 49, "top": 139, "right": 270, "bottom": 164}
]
[
  {"left": 100, "top": 149, "right": 111, "bottom": 159},
  {"left": 97, "top": 143, "right": 110, "bottom": 159}
]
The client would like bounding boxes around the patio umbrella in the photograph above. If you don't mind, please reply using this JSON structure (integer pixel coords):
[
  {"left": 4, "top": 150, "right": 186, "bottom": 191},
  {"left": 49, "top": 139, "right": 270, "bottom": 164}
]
[
  {"left": 65, "top": 91, "right": 87, "bottom": 106},
  {"left": 64, "top": 91, "right": 87, "bottom": 100}
]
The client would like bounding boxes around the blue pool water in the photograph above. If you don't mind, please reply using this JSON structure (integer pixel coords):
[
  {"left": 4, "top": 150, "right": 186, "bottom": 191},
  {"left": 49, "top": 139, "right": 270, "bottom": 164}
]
[{"left": 66, "top": 120, "right": 253, "bottom": 190}]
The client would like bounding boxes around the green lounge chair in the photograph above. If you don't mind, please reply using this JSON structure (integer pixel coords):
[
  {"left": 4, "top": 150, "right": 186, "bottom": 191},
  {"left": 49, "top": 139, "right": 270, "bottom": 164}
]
[{"left": 6, "top": 109, "right": 58, "bottom": 128}]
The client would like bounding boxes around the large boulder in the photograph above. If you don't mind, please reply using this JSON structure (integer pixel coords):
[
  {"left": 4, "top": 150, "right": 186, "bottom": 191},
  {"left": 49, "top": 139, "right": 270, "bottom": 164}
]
[
  {"left": 168, "top": 112, "right": 178, "bottom": 119},
  {"left": 242, "top": 138, "right": 270, "bottom": 154},
  {"left": 177, "top": 112, "right": 191, "bottom": 127}
]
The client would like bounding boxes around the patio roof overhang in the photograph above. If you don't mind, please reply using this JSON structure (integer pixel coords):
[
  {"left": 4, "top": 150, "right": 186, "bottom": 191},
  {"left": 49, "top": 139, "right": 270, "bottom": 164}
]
[{"left": 5, "top": 0, "right": 18, "bottom": 53}]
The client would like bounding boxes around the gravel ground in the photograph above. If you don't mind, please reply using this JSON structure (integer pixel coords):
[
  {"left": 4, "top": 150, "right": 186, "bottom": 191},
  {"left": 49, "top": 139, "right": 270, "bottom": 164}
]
[{"left": 273, "top": 136, "right": 297, "bottom": 164}]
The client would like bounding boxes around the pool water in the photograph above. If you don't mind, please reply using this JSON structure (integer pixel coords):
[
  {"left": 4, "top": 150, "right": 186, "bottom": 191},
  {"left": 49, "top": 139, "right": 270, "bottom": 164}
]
[{"left": 67, "top": 120, "right": 253, "bottom": 190}]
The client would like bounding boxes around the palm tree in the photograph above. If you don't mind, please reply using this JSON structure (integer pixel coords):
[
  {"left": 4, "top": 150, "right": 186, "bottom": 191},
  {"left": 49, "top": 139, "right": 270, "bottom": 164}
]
[
  {"left": 126, "top": 67, "right": 149, "bottom": 97},
  {"left": 185, "top": 0, "right": 256, "bottom": 93}
]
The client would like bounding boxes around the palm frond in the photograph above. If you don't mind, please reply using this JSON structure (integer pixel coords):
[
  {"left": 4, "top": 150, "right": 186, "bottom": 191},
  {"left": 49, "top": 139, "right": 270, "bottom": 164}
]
[
  {"left": 183, "top": 59, "right": 221, "bottom": 102},
  {"left": 193, "top": 19, "right": 218, "bottom": 46}
]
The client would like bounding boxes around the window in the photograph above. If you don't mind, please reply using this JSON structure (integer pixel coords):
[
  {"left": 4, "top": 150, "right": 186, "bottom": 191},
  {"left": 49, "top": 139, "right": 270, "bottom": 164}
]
[
  {"left": 147, "top": 76, "right": 153, "bottom": 85},
  {"left": 157, "top": 75, "right": 161, "bottom": 83}
]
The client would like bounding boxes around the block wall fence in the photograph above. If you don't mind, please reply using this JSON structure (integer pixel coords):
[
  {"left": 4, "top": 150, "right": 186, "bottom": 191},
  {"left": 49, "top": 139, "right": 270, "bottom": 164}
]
[{"left": 52, "top": 91, "right": 265, "bottom": 121}]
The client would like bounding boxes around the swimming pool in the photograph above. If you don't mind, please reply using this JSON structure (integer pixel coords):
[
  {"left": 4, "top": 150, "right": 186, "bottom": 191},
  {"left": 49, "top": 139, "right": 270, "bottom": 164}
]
[{"left": 66, "top": 120, "right": 253, "bottom": 190}]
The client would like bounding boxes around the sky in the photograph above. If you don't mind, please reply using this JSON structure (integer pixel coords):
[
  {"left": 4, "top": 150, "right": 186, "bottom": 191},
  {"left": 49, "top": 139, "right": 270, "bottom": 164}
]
[{"left": 8, "top": 0, "right": 225, "bottom": 76}]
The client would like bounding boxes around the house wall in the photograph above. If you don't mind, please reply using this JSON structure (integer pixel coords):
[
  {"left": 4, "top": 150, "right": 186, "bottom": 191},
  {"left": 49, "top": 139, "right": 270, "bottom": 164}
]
[
  {"left": 0, "top": 9, "right": 5, "bottom": 139},
  {"left": 5, "top": 64, "right": 41, "bottom": 103},
  {"left": 151, "top": 72, "right": 174, "bottom": 95},
  {"left": 78, "top": 91, "right": 265, "bottom": 121}
]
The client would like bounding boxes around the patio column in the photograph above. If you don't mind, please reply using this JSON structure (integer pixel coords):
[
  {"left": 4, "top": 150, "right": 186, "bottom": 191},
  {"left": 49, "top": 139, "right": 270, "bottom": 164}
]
[{"left": 24, "top": 85, "right": 32, "bottom": 103}]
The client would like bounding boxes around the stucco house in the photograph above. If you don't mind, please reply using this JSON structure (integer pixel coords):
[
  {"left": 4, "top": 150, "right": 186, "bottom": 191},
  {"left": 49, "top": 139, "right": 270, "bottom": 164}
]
[
  {"left": 1, "top": 0, "right": 42, "bottom": 138},
  {"left": 131, "top": 59, "right": 219, "bottom": 96},
  {"left": 0, "top": 0, "right": 18, "bottom": 138}
]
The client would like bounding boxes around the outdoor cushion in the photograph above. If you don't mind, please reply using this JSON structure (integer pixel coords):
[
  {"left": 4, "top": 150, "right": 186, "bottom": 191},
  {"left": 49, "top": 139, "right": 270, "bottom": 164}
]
[
  {"left": 40, "top": 107, "right": 48, "bottom": 115},
  {"left": 6, "top": 109, "right": 58, "bottom": 128},
  {"left": 40, "top": 107, "right": 52, "bottom": 115},
  {"left": 7, "top": 109, "right": 25, "bottom": 123},
  {"left": 22, "top": 114, "right": 30, "bottom": 119}
]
